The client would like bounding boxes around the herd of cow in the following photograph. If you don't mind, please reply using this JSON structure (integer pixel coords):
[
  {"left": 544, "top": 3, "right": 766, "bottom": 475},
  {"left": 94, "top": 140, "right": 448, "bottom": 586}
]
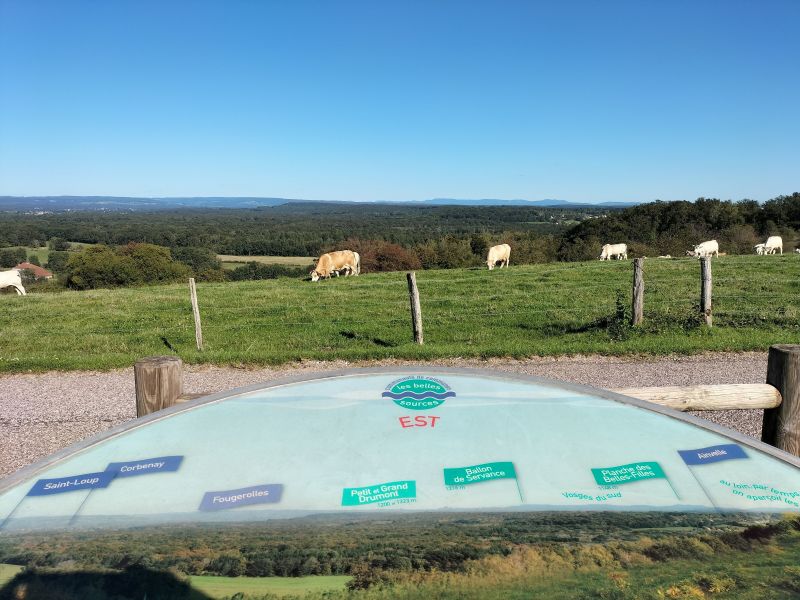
[
  {"left": 0, "top": 237, "right": 796, "bottom": 294},
  {"left": 598, "top": 236, "right": 792, "bottom": 262}
]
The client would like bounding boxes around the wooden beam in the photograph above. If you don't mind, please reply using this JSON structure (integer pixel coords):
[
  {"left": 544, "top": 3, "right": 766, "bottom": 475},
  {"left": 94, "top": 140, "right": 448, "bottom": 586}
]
[{"left": 611, "top": 383, "right": 781, "bottom": 412}]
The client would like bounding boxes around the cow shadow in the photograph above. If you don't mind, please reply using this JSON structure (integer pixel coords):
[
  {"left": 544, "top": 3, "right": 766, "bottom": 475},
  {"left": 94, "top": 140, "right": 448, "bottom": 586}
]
[
  {"left": 340, "top": 330, "right": 398, "bottom": 347},
  {"left": 0, "top": 565, "right": 212, "bottom": 600}
]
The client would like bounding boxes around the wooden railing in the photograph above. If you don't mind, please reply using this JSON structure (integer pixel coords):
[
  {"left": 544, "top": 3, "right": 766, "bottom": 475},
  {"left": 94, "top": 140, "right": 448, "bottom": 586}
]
[{"left": 133, "top": 344, "right": 800, "bottom": 458}]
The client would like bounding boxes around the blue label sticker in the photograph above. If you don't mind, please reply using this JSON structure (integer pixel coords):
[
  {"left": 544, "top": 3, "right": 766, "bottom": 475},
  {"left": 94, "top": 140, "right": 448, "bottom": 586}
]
[
  {"left": 27, "top": 471, "right": 116, "bottom": 496},
  {"left": 199, "top": 484, "right": 283, "bottom": 511},
  {"left": 105, "top": 455, "right": 183, "bottom": 477},
  {"left": 678, "top": 444, "right": 748, "bottom": 465}
]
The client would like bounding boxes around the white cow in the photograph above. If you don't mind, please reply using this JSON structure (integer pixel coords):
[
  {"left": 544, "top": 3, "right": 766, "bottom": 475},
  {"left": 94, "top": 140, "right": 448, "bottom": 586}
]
[
  {"left": 486, "top": 244, "right": 511, "bottom": 270},
  {"left": 599, "top": 243, "right": 628, "bottom": 260},
  {"left": 0, "top": 269, "right": 26, "bottom": 295},
  {"left": 687, "top": 240, "right": 719, "bottom": 258},
  {"left": 310, "top": 250, "right": 360, "bottom": 282},
  {"left": 763, "top": 236, "right": 783, "bottom": 255},
  {"left": 796, "top": 248, "right": 800, "bottom": 254},
  {"left": 754, "top": 243, "right": 766, "bottom": 255}
]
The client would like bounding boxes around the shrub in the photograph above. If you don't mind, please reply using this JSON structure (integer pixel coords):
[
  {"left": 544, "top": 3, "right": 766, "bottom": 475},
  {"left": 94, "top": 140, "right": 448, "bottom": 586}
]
[
  {"left": 0, "top": 247, "right": 26, "bottom": 268},
  {"left": 228, "top": 262, "right": 308, "bottom": 280},
  {"left": 331, "top": 238, "right": 422, "bottom": 273},
  {"left": 171, "top": 246, "right": 222, "bottom": 274},
  {"left": 63, "top": 244, "right": 191, "bottom": 289}
]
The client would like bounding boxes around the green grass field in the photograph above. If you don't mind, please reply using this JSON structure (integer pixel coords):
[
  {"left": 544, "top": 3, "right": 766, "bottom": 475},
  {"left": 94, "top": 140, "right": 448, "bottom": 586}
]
[
  {"left": 189, "top": 574, "right": 349, "bottom": 598},
  {"left": 218, "top": 254, "right": 316, "bottom": 270},
  {"left": 1, "top": 255, "right": 799, "bottom": 372},
  {"left": 0, "top": 564, "right": 23, "bottom": 587},
  {"left": 20, "top": 245, "right": 50, "bottom": 264}
]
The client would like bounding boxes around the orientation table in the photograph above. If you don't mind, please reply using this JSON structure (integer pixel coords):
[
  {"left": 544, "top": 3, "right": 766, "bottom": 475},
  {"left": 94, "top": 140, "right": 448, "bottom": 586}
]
[{"left": 2, "top": 368, "right": 800, "bottom": 530}]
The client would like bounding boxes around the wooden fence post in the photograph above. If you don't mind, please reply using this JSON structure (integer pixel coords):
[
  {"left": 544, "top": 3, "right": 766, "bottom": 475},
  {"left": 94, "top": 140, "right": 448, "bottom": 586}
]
[
  {"left": 406, "top": 272, "right": 424, "bottom": 344},
  {"left": 189, "top": 277, "right": 203, "bottom": 351},
  {"left": 700, "top": 257, "right": 712, "bottom": 327},
  {"left": 631, "top": 258, "right": 644, "bottom": 326},
  {"left": 134, "top": 356, "right": 183, "bottom": 417},
  {"left": 762, "top": 345, "right": 800, "bottom": 456}
]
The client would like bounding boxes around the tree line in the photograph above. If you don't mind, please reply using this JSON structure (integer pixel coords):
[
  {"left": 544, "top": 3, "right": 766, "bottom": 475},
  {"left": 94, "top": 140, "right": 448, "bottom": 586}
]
[{"left": 1, "top": 194, "right": 798, "bottom": 290}]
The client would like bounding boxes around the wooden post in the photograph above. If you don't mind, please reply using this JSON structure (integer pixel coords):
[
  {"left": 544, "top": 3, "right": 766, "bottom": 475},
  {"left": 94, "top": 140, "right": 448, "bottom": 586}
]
[
  {"left": 631, "top": 258, "right": 644, "bottom": 326},
  {"left": 189, "top": 277, "right": 203, "bottom": 351},
  {"left": 134, "top": 356, "right": 183, "bottom": 417},
  {"left": 406, "top": 272, "right": 423, "bottom": 344},
  {"left": 700, "top": 257, "right": 712, "bottom": 326},
  {"left": 762, "top": 345, "right": 800, "bottom": 456}
]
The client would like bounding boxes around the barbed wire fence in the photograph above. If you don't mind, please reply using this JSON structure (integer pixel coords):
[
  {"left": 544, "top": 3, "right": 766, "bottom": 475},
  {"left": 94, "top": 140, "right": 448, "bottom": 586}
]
[{"left": 8, "top": 257, "right": 799, "bottom": 354}]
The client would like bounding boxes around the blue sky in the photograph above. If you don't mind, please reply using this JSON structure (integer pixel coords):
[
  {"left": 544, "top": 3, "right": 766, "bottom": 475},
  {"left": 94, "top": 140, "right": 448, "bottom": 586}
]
[{"left": 1, "top": 0, "right": 797, "bottom": 202}]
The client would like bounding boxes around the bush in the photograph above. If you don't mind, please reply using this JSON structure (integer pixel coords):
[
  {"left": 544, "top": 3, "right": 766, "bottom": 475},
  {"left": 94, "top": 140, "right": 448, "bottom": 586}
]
[
  {"left": 119, "top": 243, "right": 191, "bottom": 284},
  {"left": 330, "top": 239, "right": 422, "bottom": 273},
  {"left": 46, "top": 251, "right": 70, "bottom": 273},
  {"left": 65, "top": 246, "right": 141, "bottom": 289},
  {"left": 48, "top": 237, "right": 71, "bottom": 251},
  {"left": 228, "top": 262, "right": 308, "bottom": 280},
  {"left": 63, "top": 244, "right": 191, "bottom": 290},
  {"left": 171, "top": 246, "right": 222, "bottom": 273},
  {"left": 0, "top": 247, "right": 26, "bottom": 268}
]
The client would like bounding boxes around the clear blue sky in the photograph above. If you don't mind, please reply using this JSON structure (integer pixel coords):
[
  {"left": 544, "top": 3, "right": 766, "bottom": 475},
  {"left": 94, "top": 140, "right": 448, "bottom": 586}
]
[{"left": 1, "top": 0, "right": 797, "bottom": 202}]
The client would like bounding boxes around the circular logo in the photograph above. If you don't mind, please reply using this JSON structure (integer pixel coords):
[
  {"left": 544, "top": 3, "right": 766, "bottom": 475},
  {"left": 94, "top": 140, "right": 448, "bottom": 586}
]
[{"left": 382, "top": 376, "right": 455, "bottom": 410}]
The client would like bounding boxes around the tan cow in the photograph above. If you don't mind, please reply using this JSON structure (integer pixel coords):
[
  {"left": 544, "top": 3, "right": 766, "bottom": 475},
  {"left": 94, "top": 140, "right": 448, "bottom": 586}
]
[
  {"left": 310, "top": 250, "right": 360, "bottom": 282},
  {"left": 486, "top": 244, "right": 511, "bottom": 270}
]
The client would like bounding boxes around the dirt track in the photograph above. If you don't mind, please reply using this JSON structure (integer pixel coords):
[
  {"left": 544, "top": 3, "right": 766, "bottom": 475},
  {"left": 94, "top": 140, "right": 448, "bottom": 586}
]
[{"left": 0, "top": 352, "right": 768, "bottom": 478}]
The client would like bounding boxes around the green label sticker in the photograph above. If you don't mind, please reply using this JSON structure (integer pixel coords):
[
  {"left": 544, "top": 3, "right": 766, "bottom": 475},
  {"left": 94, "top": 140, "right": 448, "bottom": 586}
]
[
  {"left": 591, "top": 462, "right": 666, "bottom": 486},
  {"left": 341, "top": 480, "right": 416, "bottom": 506},
  {"left": 382, "top": 376, "right": 455, "bottom": 410},
  {"left": 443, "top": 461, "right": 517, "bottom": 486}
]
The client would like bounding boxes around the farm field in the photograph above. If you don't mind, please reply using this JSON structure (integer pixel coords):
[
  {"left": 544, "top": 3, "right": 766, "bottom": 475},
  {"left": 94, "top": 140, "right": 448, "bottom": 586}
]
[
  {"left": 188, "top": 574, "right": 349, "bottom": 598},
  {"left": 18, "top": 245, "right": 49, "bottom": 265},
  {"left": 218, "top": 254, "right": 316, "bottom": 270},
  {"left": 0, "top": 564, "right": 22, "bottom": 587},
  {"left": 0, "top": 255, "right": 798, "bottom": 373}
]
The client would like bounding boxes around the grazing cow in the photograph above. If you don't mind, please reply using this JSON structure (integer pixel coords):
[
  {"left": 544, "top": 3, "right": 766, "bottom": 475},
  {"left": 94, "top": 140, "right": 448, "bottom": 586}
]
[
  {"left": 486, "top": 244, "right": 511, "bottom": 270},
  {"left": 310, "top": 250, "right": 360, "bottom": 282},
  {"left": 763, "top": 236, "right": 783, "bottom": 255},
  {"left": 754, "top": 243, "right": 766, "bottom": 255},
  {"left": 333, "top": 251, "right": 361, "bottom": 277},
  {"left": 796, "top": 248, "right": 800, "bottom": 254},
  {"left": 686, "top": 240, "right": 719, "bottom": 258},
  {"left": 0, "top": 269, "right": 26, "bottom": 295},
  {"left": 599, "top": 243, "right": 628, "bottom": 260}
]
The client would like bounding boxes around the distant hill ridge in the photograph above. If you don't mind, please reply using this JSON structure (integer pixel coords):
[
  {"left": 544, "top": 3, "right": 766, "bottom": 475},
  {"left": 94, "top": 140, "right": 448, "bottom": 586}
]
[{"left": 0, "top": 195, "right": 638, "bottom": 211}]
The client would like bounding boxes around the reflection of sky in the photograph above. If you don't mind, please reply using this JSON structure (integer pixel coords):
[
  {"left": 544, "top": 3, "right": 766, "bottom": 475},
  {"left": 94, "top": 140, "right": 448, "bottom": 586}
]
[{"left": 2, "top": 373, "right": 800, "bottom": 527}]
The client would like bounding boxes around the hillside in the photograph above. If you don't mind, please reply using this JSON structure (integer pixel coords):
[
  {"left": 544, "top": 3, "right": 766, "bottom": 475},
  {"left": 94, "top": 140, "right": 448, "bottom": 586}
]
[{"left": 1, "top": 256, "right": 798, "bottom": 373}]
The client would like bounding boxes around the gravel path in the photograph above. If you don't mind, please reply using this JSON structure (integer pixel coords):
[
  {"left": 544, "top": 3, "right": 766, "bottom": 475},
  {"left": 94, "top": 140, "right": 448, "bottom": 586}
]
[{"left": 0, "top": 353, "right": 768, "bottom": 478}]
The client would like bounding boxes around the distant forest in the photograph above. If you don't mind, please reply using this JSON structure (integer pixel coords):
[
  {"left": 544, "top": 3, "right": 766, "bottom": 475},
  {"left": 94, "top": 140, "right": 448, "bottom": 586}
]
[
  {"left": 0, "top": 203, "right": 594, "bottom": 257},
  {"left": 0, "top": 194, "right": 798, "bottom": 289}
]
